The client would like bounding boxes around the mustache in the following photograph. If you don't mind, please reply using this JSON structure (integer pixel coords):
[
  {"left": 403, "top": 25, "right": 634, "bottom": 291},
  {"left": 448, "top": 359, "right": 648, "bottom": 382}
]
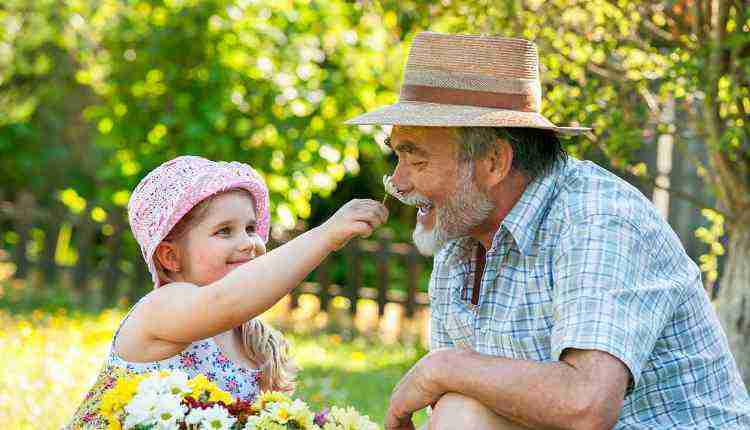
[{"left": 382, "top": 175, "right": 432, "bottom": 207}]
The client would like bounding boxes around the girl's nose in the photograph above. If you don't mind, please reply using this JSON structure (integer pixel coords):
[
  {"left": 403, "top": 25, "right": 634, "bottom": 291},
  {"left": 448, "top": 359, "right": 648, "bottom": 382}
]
[
  {"left": 239, "top": 232, "right": 266, "bottom": 258},
  {"left": 253, "top": 236, "right": 267, "bottom": 257}
]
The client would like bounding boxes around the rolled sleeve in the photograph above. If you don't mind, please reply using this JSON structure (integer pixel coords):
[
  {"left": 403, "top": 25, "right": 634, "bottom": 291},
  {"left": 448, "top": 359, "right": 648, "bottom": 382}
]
[{"left": 551, "top": 214, "right": 681, "bottom": 389}]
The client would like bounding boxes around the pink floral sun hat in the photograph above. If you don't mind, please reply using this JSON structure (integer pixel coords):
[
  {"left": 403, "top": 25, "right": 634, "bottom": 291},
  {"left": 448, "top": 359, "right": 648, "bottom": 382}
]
[{"left": 127, "top": 155, "right": 270, "bottom": 288}]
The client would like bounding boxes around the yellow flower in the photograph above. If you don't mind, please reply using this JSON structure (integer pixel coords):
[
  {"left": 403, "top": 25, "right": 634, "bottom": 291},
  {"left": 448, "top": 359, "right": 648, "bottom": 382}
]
[
  {"left": 187, "top": 374, "right": 233, "bottom": 404},
  {"left": 188, "top": 373, "right": 212, "bottom": 395},
  {"left": 276, "top": 406, "right": 290, "bottom": 423},
  {"left": 99, "top": 373, "right": 145, "bottom": 426},
  {"left": 252, "top": 391, "right": 292, "bottom": 412},
  {"left": 286, "top": 399, "right": 315, "bottom": 429}
]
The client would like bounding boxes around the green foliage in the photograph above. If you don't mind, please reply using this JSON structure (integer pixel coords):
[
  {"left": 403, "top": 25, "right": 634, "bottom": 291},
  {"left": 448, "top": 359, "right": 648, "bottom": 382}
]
[
  {"left": 425, "top": 0, "right": 749, "bottom": 285},
  {"left": 0, "top": 0, "right": 407, "bottom": 228},
  {"left": 695, "top": 208, "right": 726, "bottom": 285},
  {"left": 2, "top": 0, "right": 748, "bottom": 288}
]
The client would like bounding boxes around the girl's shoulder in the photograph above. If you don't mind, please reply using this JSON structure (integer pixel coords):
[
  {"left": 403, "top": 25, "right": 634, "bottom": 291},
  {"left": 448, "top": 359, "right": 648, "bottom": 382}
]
[{"left": 108, "top": 291, "right": 183, "bottom": 364}]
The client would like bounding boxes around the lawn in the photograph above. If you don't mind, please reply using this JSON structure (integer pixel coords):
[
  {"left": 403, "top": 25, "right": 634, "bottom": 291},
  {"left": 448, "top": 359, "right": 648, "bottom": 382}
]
[{"left": 0, "top": 308, "right": 429, "bottom": 429}]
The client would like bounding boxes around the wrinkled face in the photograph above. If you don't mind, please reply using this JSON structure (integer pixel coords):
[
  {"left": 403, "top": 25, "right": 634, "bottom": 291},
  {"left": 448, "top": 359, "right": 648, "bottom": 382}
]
[
  {"left": 177, "top": 192, "right": 266, "bottom": 286},
  {"left": 386, "top": 127, "right": 494, "bottom": 255}
]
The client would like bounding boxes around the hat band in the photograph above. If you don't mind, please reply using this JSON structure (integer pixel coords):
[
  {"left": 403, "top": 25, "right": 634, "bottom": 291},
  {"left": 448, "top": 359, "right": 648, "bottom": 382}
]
[{"left": 399, "top": 84, "right": 538, "bottom": 112}]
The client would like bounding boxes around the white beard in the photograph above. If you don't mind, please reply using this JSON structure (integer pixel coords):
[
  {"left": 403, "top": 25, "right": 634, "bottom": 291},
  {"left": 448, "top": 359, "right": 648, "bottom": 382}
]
[
  {"left": 412, "top": 163, "right": 494, "bottom": 256},
  {"left": 413, "top": 222, "right": 442, "bottom": 256}
]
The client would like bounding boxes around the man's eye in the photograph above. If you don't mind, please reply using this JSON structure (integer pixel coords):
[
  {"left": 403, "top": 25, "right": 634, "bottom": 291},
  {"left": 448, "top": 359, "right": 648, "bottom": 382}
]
[
  {"left": 411, "top": 161, "right": 427, "bottom": 168},
  {"left": 387, "top": 151, "right": 398, "bottom": 166}
]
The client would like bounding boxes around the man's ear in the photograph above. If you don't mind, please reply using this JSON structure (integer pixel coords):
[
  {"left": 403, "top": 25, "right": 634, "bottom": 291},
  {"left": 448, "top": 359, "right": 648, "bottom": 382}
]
[
  {"left": 154, "top": 241, "right": 182, "bottom": 273},
  {"left": 478, "top": 138, "right": 513, "bottom": 188}
]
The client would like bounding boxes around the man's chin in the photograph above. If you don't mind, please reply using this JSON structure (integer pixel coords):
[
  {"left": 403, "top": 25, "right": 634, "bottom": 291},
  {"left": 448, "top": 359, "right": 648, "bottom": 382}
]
[{"left": 412, "top": 223, "right": 442, "bottom": 256}]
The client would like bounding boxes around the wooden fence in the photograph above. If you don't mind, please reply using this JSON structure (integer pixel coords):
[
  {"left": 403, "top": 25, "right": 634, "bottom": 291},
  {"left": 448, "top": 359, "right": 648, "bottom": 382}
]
[{"left": 0, "top": 192, "right": 432, "bottom": 316}]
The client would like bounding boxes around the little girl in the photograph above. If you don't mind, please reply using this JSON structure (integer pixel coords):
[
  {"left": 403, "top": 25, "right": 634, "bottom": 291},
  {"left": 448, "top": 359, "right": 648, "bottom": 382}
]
[{"left": 67, "top": 155, "right": 387, "bottom": 428}]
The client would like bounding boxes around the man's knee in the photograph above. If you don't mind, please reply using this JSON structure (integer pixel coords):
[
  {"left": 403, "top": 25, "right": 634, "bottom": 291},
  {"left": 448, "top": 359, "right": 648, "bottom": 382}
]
[{"left": 429, "top": 393, "right": 526, "bottom": 430}]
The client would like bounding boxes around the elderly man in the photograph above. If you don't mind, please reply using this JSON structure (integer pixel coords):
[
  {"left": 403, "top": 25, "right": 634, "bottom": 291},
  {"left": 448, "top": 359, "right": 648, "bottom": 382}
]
[{"left": 345, "top": 33, "right": 750, "bottom": 429}]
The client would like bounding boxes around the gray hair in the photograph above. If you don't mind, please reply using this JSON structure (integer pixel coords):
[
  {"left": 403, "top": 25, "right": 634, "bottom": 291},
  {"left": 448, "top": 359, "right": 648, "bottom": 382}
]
[{"left": 454, "top": 127, "right": 567, "bottom": 179}]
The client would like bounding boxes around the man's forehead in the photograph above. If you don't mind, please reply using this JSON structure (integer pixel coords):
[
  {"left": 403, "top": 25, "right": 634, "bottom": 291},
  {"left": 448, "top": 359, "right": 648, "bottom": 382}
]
[{"left": 388, "top": 126, "right": 457, "bottom": 151}]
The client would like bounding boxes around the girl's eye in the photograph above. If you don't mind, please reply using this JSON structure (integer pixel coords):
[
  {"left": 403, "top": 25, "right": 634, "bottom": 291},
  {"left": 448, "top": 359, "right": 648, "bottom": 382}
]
[
  {"left": 217, "top": 227, "right": 231, "bottom": 235},
  {"left": 246, "top": 225, "right": 256, "bottom": 234}
]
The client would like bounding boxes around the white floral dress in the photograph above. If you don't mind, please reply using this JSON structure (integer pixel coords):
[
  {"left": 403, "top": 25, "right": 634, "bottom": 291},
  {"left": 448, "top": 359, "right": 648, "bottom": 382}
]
[{"left": 66, "top": 303, "right": 261, "bottom": 429}]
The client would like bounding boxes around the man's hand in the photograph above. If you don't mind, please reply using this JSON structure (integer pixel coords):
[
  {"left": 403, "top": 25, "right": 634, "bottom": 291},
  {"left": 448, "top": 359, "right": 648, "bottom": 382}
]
[{"left": 385, "top": 350, "right": 449, "bottom": 430}]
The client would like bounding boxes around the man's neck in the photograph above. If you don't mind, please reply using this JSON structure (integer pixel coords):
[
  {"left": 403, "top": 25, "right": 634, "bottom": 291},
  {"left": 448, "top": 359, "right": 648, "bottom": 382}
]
[{"left": 468, "top": 170, "right": 529, "bottom": 250}]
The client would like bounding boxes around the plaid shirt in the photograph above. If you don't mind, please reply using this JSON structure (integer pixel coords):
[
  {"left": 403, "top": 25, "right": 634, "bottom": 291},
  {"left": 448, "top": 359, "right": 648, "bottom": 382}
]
[{"left": 429, "top": 157, "right": 750, "bottom": 428}]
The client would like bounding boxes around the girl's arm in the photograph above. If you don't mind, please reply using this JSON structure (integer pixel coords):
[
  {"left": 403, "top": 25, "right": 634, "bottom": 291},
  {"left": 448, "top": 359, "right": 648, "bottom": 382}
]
[{"left": 138, "top": 199, "right": 387, "bottom": 344}]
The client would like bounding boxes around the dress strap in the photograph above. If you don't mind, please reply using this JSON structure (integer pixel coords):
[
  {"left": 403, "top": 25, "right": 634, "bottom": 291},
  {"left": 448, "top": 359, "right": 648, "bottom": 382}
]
[{"left": 109, "top": 295, "right": 148, "bottom": 356}]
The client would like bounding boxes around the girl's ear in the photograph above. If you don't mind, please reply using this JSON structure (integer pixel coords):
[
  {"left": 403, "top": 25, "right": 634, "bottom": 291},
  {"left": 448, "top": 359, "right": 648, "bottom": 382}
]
[{"left": 154, "top": 241, "right": 182, "bottom": 272}]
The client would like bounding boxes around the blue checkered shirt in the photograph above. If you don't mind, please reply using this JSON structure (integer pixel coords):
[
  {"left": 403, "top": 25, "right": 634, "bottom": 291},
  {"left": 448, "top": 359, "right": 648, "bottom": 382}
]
[{"left": 429, "top": 157, "right": 750, "bottom": 428}]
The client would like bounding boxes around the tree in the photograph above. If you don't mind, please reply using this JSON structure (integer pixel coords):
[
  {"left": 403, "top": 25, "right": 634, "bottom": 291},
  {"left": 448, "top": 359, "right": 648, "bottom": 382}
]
[{"left": 0, "top": 0, "right": 406, "bottom": 229}]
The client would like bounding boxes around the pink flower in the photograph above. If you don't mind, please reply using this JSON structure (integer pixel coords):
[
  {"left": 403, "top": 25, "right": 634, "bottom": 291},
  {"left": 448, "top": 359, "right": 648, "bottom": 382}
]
[
  {"left": 180, "top": 353, "right": 198, "bottom": 369},
  {"left": 226, "top": 379, "right": 239, "bottom": 393}
]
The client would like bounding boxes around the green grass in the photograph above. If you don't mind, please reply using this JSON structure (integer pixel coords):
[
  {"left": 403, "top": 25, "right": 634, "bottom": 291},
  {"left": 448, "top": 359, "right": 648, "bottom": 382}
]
[
  {"left": 291, "top": 333, "right": 429, "bottom": 427},
  {"left": 0, "top": 308, "right": 428, "bottom": 429}
]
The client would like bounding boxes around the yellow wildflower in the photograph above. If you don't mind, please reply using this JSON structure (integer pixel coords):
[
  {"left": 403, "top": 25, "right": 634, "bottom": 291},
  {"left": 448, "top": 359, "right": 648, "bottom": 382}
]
[
  {"left": 99, "top": 373, "right": 144, "bottom": 426},
  {"left": 252, "top": 391, "right": 292, "bottom": 412},
  {"left": 187, "top": 374, "right": 233, "bottom": 404},
  {"left": 276, "top": 406, "right": 290, "bottom": 423}
]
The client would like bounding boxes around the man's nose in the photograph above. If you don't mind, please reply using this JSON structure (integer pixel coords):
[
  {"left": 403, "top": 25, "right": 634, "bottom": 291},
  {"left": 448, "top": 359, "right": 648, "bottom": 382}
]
[{"left": 390, "top": 160, "right": 413, "bottom": 196}]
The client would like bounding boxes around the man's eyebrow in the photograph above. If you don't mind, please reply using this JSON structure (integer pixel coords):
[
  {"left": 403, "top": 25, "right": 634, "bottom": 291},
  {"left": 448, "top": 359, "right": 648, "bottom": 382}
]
[{"left": 389, "top": 139, "right": 429, "bottom": 157}]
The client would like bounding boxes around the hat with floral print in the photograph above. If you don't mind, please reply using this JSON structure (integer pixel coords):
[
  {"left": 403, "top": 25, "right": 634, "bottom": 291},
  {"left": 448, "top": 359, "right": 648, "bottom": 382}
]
[{"left": 127, "top": 155, "right": 270, "bottom": 287}]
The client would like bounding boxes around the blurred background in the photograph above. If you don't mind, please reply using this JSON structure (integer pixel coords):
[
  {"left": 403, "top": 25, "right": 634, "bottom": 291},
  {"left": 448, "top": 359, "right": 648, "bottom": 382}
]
[{"left": 0, "top": 0, "right": 748, "bottom": 428}]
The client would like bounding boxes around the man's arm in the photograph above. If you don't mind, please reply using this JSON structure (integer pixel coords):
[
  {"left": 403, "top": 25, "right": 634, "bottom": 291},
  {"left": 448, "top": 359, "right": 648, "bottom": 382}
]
[{"left": 387, "top": 346, "right": 629, "bottom": 430}]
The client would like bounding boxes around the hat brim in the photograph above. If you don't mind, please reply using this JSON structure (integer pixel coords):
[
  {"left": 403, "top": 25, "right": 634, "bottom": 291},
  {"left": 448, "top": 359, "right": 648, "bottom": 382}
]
[{"left": 344, "top": 101, "right": 590, "bottom": 136}]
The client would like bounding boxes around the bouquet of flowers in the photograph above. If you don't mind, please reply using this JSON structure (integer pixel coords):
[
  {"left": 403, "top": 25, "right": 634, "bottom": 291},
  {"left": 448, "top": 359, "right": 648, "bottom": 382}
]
[{"left": 94, "top": 369, "right": 378, "bottom": 430}]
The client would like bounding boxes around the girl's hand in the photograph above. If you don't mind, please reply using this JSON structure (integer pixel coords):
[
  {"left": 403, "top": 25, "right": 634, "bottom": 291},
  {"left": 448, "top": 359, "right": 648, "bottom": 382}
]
[{"left": 320, "top": 199, "right": 388, "bottom": 251}]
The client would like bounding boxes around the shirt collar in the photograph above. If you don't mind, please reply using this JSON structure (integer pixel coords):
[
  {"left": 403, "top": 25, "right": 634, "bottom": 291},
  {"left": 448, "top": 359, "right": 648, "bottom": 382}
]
[
  {"left": 437, "top": 157, "right": 570, "bottom": 265},
  {"left": 499, "top": 157, "right": 568, "bottom": 256}
]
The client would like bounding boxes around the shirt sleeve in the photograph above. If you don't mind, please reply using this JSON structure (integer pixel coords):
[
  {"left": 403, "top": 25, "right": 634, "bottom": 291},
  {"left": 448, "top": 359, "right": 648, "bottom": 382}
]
[{"left": 550, "top": 213, "right": 683, "bottom": 389}]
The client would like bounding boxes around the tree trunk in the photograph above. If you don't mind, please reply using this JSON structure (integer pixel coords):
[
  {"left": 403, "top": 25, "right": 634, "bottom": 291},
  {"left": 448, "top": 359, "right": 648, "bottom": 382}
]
[{"left": 716, "top": 226, "right": 750, "bottom": 385}]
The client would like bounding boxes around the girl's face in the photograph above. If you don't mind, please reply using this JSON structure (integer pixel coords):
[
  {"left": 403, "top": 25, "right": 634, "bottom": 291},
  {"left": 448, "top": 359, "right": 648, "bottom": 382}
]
[{"left": 175, "top": 192, "right": 266, "bottom": 286}]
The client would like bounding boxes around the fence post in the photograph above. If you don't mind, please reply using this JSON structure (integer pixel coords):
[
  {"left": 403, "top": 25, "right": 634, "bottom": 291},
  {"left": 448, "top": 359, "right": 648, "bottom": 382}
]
[
  {"left": 40, "top": 204, "right": 65, "bottom": 287},
  {"left": 317, "top": 259, "right": 330, "bottom": 313},
  {"left": 406, "top": 245, "right": 419, "bottom": 318},
  {"left": 102, "top": 212, "right": 124, "bottom": 307},
  {"left": 12, "top": 192, "right": 34, "bottom": 279},
  {"left": 129, "top": 262, "right": 150, "bottom": 306},
  {"left": 346, "top": 239, "right": 361, "bottom": 316},
  {"left": 73, "top": 217, "right": 97, "bottom": 306},
  {"left": 376, "top": 232, "right": 392, "bottom": 316}
]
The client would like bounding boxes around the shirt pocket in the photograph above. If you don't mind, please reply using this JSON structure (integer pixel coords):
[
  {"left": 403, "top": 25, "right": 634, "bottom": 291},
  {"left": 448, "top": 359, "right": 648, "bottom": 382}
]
[
  {"left": 491, "top": 333, "right": 552, "bottom": 362},
  {"left": 444, "top": 306, "right": 475, "bottom": 349}
]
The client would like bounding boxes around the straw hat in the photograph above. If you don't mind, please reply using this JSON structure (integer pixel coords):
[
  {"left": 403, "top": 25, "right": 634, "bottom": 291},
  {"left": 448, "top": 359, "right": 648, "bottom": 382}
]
[{"left": 345, "top": 32, "right": 590, "bottom": 135}]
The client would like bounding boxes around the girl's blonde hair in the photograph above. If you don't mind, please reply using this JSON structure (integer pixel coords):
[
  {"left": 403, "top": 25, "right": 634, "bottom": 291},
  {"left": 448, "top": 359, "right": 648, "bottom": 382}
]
[{"left": 153, "top": 188, "right": 296, "bottom": 393}]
